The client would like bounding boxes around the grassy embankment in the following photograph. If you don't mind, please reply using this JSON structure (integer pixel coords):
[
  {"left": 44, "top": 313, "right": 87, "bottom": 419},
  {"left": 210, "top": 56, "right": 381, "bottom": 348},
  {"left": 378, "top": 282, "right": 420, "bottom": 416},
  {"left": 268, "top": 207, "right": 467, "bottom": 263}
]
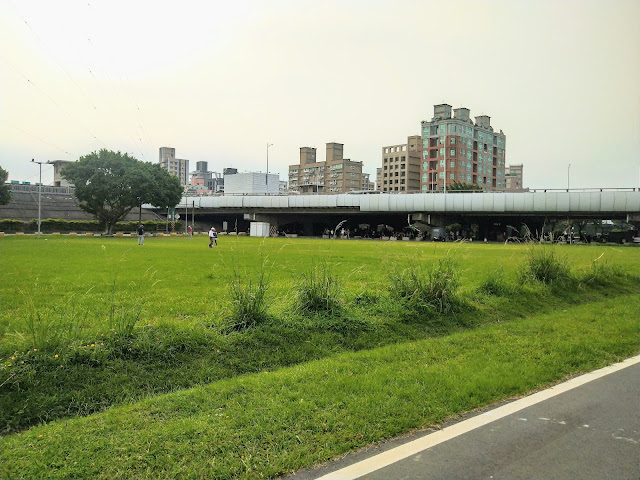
[{"left": 0, "top": 235, "right": 638, "bottom": 479}]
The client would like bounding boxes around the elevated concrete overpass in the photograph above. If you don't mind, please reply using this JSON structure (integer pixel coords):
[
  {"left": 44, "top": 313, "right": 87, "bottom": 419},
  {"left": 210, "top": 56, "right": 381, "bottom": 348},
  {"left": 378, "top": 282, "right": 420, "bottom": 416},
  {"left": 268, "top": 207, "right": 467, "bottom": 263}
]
[{"left": 168, "top": 189, "right": 640, "bottom": 238}]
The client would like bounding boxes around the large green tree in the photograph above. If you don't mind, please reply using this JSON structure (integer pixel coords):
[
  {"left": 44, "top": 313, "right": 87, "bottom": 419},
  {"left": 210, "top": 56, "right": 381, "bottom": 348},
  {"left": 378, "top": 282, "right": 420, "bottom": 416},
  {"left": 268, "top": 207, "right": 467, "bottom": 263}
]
[
  {"left": 0, "top": 165, "right": 12, "bottom": 205},
  {"left": 62, "top": 149, "right": 183, "bottom": 234}
]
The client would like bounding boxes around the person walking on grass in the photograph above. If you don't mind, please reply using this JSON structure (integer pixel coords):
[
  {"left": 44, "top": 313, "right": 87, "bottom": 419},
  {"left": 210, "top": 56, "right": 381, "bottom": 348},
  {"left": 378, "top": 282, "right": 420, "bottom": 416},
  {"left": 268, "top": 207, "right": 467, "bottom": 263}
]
[
  {"left": 188, "top": 225, "right": 193, "bottom": 239},
  {"left": 137, "top": 224, "right": 144, "bottom": 245},
  {"left": 208, "top": 227, "right": 218, "bottom": 247}
]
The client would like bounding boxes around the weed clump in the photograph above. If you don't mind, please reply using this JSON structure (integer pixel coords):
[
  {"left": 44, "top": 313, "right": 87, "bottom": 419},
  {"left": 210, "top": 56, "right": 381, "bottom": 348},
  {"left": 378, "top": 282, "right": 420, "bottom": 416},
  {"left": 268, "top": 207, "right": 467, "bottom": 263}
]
[
  {"left": 228, "top": 269, "right": 270, "bottom": 330},
  {"left": 390, "top": 257, "right": 460, "bottom": 314},
  {"left": 352, "top": 290, "right": 380, "bottom": 306},
  {"left": 295, "top": 262, "right": 342, "bottom": 316},
  {"left": 478, "top": 267, "right": 514, "bottom": 297},
  {"left": 520, "top": 247, "right": 572, "bottom": 285},
  {"left": 578, "top": 257, "right": 627, "bottom": 287}
]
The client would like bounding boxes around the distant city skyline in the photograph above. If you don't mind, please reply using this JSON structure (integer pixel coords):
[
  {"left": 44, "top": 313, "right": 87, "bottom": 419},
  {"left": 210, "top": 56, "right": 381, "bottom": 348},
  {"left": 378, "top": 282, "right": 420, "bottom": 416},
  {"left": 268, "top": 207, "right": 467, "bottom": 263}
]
[{"left": 1, "top": 0, "right": 639, "bottom": 189}]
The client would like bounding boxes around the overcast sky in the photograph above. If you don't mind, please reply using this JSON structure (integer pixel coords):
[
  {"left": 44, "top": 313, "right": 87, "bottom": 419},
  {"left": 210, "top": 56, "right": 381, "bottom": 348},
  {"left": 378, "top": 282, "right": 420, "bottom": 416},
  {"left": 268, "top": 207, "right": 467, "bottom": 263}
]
[{"left": 1, "top": 0, "right": 639, "bottom": 189}]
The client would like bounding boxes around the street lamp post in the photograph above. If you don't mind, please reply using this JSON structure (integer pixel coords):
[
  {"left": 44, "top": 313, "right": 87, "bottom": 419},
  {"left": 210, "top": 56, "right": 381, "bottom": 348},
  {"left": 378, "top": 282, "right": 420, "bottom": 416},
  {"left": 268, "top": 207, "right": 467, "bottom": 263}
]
[
  {"left": 443, "top": 129, "right": 447, "bottom": 194},
  {"left": 266, "top": 142, "right": 273, "bottom": 191},
  {"left": 567, "top": 163, "right": 571, "bottom": 191},
  {"left": 31, "top": 159, "right": 45, "bottom": 238},
  {"left": 185, "top": 194, "right": 188, "bottom": 235},
  {"left": 137, "top": 196, "right": 142, "bottom": 226}
]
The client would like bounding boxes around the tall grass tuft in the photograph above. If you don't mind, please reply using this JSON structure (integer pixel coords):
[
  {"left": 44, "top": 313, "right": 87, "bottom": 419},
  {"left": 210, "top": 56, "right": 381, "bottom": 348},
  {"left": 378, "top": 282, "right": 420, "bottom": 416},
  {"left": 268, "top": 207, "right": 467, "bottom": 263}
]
[
  {"left": 477, "top": 267, "right": 514, "bottom": 296},
  {"left": 295, "top": 261, "right": 342, "bottom": 316},
  {"left": 519, "top": 246, "right": 572, "bottom": 285},
  {"left": 20, "top": 287, "right": 74, "bottom": 352},
  {"left": 390, "top": 257, "right": 460, "bottom": 314},
  {"left": 578, "top": 255, "right": 627, "bottom": 287},
  {"left": 107, "top": 277, "right": 146, "bottom": 339},
  {"left": 228, "top": 267, "right": 271, "bottom": 330}
]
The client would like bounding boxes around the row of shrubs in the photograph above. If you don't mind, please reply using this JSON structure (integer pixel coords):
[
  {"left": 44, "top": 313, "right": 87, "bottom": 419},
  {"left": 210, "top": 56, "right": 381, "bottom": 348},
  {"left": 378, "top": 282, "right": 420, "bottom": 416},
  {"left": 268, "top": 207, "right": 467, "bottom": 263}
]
[{"left": 0, "top": 219, "right": 182, "bottom": 233}]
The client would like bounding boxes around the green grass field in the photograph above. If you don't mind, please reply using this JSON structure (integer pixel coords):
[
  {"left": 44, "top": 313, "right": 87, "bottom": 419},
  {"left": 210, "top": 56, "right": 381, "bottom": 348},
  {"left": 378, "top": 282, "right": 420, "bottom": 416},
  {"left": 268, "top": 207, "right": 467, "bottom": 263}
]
[{"left": 1, "top": 235, "right": 638, "bottom": 479}]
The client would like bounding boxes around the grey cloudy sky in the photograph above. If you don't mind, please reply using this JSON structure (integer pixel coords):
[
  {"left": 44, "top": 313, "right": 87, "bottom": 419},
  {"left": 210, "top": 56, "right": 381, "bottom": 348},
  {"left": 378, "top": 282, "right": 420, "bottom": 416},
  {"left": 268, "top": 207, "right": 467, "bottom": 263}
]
[{"left": 1, "top": 0, "right": 639, "bottom": 189}]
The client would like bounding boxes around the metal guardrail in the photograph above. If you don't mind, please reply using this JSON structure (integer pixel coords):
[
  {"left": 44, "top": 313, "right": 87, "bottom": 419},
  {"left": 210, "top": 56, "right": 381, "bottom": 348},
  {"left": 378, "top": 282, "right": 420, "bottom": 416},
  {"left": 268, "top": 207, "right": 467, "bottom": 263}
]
[
  {"left": 183, "top": 187, "right": 639, "bottom": 198},
  {"left": 8, "top": 184, "right": 76, "bottom": 195},
  {"left": 7, "top": 183, "right": 638, "bottom": 199}
]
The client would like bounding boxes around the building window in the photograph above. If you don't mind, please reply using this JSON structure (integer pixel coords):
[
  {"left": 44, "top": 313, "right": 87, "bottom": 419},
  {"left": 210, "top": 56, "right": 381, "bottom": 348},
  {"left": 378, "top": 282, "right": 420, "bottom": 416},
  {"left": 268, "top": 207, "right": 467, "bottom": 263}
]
[
  {"left": 439, "top": 159, "right": 445, "bottom": 167},
  {"left": 422, "top": 161, "right": 428, "bottom": 170},
  {"left": 439, "top": 148, "right": 444, "bottom": 156},
  {"left": 450, "top": 149, "right": 455, "bottom": 157},
  {"left": 450, "top": 173, "right": 455, "bottom": 180},
  {"left": 450, "top": 161, "right": 455, "bottom": 169}
]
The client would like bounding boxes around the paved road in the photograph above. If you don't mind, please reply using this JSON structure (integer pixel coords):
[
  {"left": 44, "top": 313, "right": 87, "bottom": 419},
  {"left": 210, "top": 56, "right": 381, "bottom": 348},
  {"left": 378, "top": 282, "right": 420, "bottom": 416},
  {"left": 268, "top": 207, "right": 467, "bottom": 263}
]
[{"left": 289, "top": 358, "right": 639, "bottom": 480}]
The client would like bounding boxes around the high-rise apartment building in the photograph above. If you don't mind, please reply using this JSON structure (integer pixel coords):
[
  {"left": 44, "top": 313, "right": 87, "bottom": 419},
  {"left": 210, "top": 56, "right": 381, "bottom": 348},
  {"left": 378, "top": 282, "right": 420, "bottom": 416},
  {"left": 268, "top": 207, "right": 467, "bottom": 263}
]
[
  {"left": 420, "top": 104, "right": 506, "bottom": 192},
  {"left": 505, "top": 164, "right": 525, "bottom": 191},
  {"left": 190, "top": 161, "right": 224, "bottom": 193},
  {"left": 361, "top": 173, "right": 374, "bottom": 191},
  {"left": 380, "top": 135, "right": 422, "bottom": 193},
  {"left": 288, "top": 143, "right": 363, "bottom": 194},
  {"left": 159, "top": 147, "right": 189, "bottom": 186}
]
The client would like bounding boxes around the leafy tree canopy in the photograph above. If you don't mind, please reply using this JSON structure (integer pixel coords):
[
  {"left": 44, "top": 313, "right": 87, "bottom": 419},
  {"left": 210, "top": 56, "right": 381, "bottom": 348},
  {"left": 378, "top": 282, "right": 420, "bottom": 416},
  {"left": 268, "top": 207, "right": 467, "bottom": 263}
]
[
  {"left": 0, "top": 165, "right": 12, "bottom": 205},
  {"left": 449, "top": 181, "right": 483, "bottom": 192},
  {"left": 62, "top": 149, "right": 182, "bottom": 234}
]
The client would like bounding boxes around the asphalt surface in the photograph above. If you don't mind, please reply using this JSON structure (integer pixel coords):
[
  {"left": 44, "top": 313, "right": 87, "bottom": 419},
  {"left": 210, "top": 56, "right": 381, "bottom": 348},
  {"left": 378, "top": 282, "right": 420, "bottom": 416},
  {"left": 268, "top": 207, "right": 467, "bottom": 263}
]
[{"left": 288, "top": 358, "right": 639, "bottom": 480}]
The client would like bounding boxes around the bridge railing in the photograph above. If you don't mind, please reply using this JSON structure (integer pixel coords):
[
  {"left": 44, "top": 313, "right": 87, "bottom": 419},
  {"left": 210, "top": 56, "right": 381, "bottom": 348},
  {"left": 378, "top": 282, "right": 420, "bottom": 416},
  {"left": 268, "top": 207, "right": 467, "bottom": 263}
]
[{"left": 8, "top": 184, "right": 76, "bottom": 195}]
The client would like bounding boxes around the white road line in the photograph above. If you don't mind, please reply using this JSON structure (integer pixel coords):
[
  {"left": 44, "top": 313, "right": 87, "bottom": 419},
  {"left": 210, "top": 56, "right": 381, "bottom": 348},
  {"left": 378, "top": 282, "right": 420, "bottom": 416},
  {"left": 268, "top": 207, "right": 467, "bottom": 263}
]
[{"left": 316, "top": 356, "right": 639, "bottom": 480}]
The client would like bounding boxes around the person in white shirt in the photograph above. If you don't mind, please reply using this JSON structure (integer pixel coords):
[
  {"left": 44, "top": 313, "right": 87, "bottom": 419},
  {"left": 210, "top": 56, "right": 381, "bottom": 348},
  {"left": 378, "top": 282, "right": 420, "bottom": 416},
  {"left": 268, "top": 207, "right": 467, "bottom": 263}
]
[{"left": 208, "top": 227, "right": 217, "bottom": 247}]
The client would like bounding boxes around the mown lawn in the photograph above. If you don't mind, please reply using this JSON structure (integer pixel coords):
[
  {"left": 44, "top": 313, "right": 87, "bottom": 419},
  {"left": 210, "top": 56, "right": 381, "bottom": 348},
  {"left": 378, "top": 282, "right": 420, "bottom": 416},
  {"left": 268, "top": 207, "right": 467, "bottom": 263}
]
[{"left": 0, "top": 235, "right": 638, "bottom": 479}]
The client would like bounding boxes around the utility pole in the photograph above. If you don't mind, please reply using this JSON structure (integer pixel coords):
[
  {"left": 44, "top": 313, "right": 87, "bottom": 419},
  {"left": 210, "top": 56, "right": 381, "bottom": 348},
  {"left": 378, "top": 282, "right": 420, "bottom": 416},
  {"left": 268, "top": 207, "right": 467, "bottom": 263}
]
[
  {"left": 266, "top": 142, "right": 273, "bottom": 191},
  {"left": 184, "top": 194, "right": 188, "bottom": 235},
  {"left": 443, "top": 128, "right": 447, "bottom": 194},
  {"left": 31, "top": 159, "right": 46, "bottom": 238}
]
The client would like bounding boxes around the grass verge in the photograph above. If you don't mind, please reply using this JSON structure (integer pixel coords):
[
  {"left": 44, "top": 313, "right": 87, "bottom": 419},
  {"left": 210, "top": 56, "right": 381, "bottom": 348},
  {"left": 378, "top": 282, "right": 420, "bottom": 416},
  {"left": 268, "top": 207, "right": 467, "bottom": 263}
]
[{"left": 1, "top": 293, "right": 638, "bottom": 480}]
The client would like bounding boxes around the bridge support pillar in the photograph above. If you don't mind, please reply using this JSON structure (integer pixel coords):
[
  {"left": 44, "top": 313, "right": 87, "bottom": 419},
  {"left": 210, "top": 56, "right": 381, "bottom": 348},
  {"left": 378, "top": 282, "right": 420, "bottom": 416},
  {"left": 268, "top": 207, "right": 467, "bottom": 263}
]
[{"left": 627, "top": 213, "right": 640, "bottom": 230}]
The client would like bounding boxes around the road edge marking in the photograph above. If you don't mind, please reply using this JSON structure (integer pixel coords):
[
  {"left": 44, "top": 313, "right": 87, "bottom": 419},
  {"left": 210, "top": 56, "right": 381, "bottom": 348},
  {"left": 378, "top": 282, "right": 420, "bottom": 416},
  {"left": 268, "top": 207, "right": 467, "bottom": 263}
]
[{"left": 316, "top": 356, "right": 639, "bottom": 480}]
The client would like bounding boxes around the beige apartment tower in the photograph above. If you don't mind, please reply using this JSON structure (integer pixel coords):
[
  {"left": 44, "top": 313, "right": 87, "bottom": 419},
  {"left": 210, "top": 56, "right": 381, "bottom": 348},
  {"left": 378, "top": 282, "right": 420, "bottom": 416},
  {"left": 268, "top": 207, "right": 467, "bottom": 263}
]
[
  {"left": 159, "top": 147, "right": 189, "bottom": 186},
  {"left": 505, "top": 164, "right": 525, "bottom": 191},
  {"left": 289, "top": 143, "right": 363, "bottom": 194},
  {"left": 380, "top": 135, "right": 422, "bottom": 192}
]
